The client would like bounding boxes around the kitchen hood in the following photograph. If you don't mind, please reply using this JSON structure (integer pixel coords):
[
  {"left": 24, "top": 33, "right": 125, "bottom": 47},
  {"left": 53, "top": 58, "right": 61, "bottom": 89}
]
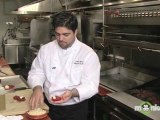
[
  {"left": 12, "top": 0, "right": 64, "bottom": 14},
  {"left": 4, "top": 0, "right": 43, "bottom": 14}
]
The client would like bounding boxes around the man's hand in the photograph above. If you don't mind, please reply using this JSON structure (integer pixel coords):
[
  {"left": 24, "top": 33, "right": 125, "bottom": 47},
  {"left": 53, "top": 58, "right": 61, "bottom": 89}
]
[
  {"left": 52, "top": 90, "right": 72, "bottom": 104},
  {"left": 53, "top": 88, "right": 79, "bottom": 104},
  {"left": 29, "top": 86, "right": 44, "bottom": 109}
]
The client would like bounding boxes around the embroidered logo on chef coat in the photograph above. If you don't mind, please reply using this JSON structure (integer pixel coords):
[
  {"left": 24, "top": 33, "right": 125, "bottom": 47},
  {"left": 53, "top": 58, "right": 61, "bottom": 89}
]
[
  {"left": 74, "top": 61, "right": 84, "bottom": 65},
  {"left": 52, "top": 67, "right": 56, "bottom": 69}
]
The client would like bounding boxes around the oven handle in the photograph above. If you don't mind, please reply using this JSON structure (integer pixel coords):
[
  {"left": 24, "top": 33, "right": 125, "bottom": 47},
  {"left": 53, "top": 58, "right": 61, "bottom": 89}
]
[
  {"left": 141, "top": 47, "right": 160, "bottom": 53},
  {"left": 112, "top": 107, "right": 134, "bottom": 120},
  {"left": 106, "top": 32, "right": 160, "bottom": 38},
  {"left": 109, "top": 111, "right": 123, "bottom": 120}
]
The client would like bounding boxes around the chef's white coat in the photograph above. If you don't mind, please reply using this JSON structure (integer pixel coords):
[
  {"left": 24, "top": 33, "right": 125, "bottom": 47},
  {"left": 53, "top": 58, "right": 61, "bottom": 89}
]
[{"left": 27, "top": 38, "right": 100, "bottom": 105}]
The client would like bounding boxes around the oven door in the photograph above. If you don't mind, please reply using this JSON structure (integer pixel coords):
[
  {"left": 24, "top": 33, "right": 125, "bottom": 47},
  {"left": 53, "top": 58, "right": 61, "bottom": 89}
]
[
  {"left": 106, "top": 92, "right": 160, "bottom": 120},
  {"left": 95, "top": 95, "right": 137, "bottom": 120}
]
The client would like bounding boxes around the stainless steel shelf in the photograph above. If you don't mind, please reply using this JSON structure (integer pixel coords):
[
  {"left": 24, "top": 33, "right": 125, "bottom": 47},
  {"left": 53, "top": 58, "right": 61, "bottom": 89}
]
[
  {"left": 107, "top": 38, "right": 160, "bottom": 52},
  {"left": 66, "top": 4, "right": 103, "bottom": 11}
]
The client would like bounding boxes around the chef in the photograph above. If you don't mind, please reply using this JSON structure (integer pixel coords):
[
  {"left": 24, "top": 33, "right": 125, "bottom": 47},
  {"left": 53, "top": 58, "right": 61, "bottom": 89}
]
[{"left": 27, "top": 11, "right": 100, "bottom": 120}]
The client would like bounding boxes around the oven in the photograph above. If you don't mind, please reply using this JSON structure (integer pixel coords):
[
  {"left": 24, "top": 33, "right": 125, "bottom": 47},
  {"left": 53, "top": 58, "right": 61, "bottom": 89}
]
[
  {"left": 95, "top": 83, "right": 160, "bottom": 120},
  {"left": 104, "top": 77, "right": 160, "bottom": 120},
  {"left": 95, "top": 85, "right": 151, "bottom": 120},
  {"left": 95, "top": 65, "right": 158, "bottom": 120}
]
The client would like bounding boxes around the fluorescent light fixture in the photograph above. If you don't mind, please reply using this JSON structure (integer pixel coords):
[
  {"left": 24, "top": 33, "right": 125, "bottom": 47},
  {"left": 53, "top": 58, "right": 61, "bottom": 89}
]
[
  {"left": 133, "top": 0, "right": 139, "bottom": 1},
  {"left": 120, "top": 1, "right": 124, "bottom": 4},
  {"left": 108, "top": 2, "right": 112, "bottom": 5}
]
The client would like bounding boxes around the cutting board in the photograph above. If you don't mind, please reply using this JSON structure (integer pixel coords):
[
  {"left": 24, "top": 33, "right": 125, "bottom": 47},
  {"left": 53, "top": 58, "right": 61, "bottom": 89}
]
[
  {"left": 0, "top": 67, "right": 15, "bottom": 77},
  {"left": 0, "top": 75, "right": 29, "bottom": 95},
  {"left": 0, "top": 89, "right": 49, "bottom": 116}
]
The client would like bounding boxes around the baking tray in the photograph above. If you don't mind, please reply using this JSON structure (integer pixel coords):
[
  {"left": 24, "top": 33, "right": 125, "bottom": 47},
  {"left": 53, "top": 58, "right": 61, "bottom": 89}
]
[
  {"left": 100, "top": 66, "right": 157, "bottom": 91},
  {"left": 0, "top": 75, "right": 29, "bottom": 95}
]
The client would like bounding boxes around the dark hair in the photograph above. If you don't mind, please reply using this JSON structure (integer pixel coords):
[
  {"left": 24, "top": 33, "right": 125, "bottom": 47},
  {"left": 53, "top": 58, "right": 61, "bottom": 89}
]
[{"left": 52, "top": 11, "right": 78, "bottom": 32}]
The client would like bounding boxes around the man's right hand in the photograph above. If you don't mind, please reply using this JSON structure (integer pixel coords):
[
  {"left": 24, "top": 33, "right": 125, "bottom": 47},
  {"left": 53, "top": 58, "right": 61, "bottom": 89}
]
[{"left": 29, "top": 85, "right": 44, "bottom": 109}]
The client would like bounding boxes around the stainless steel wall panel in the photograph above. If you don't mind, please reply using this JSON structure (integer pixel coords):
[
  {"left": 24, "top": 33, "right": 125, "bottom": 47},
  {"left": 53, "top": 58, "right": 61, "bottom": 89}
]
[
  {"left": 30, "top": 18, "right": 51, "bottom": 47},
  {"left": 4, "top": 45, "right": 18, "bottom": 64}
]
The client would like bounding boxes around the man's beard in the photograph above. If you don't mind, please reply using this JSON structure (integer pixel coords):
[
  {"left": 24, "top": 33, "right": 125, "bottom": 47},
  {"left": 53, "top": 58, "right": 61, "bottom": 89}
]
[
  {"left": 58, "top": 41, "right": 68, "bottom": 49},
  {"left": 58, "top": 39, "right": 75, "bottom": 49}
]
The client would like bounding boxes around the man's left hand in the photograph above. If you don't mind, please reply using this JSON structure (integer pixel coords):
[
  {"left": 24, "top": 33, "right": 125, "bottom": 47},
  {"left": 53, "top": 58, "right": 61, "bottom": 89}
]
[{"left": 53, "top": 90, "right": 72, "bottom": 104}]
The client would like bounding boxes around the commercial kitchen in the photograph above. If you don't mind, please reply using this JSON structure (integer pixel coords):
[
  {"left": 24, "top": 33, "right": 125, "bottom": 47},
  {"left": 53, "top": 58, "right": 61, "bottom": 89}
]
[{"left": 0, "top": 0, "right": 160, "bottom": 120}]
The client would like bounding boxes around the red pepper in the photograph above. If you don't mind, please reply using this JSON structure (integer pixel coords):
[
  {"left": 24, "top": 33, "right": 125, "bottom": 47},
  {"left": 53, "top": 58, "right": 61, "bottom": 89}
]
[
  {"left": 13, "top": 95, "right": 26, "bottom": 102},
  {"left": 4, "top": 85, "right": 14, "bottom": 90},
  {"left": 52, "top": 96, "right": 61, "bottom": 102}
]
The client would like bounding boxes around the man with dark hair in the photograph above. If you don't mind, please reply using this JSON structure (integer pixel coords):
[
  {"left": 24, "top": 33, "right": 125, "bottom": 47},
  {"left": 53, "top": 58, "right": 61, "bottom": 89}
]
[{"left": 27, "top": 11, "right": 100, "bottom": 120}]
